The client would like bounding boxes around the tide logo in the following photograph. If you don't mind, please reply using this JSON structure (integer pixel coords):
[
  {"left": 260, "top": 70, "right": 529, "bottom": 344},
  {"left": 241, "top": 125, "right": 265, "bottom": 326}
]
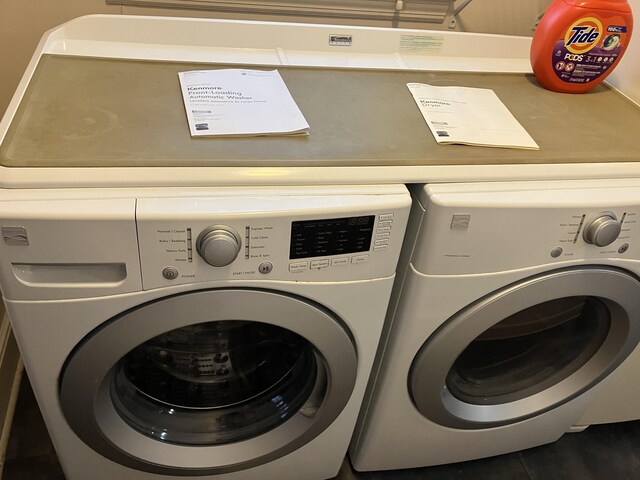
[{"left": 564, "top": 17, "right": 603, "bottom": 54}]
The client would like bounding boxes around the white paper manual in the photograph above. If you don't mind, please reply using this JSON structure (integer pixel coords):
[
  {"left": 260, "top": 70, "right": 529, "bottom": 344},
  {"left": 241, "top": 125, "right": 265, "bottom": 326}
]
[
  {"left": 407, "top": 83, "right": 539, "bottom": 150},
  {"left": 178, "top": 69, "right": 309, "bottom": 137}
]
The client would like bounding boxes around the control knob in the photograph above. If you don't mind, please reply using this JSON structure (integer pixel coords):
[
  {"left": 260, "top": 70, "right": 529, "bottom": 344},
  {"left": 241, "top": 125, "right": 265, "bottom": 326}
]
[
  {"left": 582, "top": 212, "right": 622, "bottom": 247},
  {"left": 197, "top": 225, "right": 242, "bottom": 267}
]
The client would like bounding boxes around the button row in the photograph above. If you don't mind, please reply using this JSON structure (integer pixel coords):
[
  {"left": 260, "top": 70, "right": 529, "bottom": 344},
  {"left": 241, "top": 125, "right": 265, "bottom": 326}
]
[
  {"left": 375, "top": 213, "right": 394, "bottom": 251},
  {"left": 289, "top": 254, "right": 368, "bottom": 273}
]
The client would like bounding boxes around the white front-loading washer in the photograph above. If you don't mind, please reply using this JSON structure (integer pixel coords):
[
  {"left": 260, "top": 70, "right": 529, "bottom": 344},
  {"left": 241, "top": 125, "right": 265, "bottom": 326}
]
[
  {"left": 350, "top": 179, "right": 640, "bottom": 472},
  {"left": 0, "top": 184, "right": 410, "bottom": 480}
]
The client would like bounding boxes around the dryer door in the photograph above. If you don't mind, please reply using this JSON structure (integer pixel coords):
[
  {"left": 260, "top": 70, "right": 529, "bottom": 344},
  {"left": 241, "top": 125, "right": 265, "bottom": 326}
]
[
  {"left": 410, "top": 266, "right": 640, "bottom": 429},
  {"left": 60, "top": 289, "right": 357, "bottom": 475}
]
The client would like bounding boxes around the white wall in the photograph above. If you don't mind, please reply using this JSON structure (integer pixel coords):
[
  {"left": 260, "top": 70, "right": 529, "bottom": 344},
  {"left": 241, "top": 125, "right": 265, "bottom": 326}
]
[
  {"left": 0, "top": 0, "right": 120, "bottom": 118},
  {"left": 456, "top": 0, "right": 552, "bottom": 35},
  {"left": 607, "top": 0, "right": 640, "bottom": 104}
]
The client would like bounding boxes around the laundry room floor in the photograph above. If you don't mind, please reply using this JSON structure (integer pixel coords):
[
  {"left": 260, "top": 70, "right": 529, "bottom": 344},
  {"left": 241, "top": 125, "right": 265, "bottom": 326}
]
[{"left": 3, "top": 373, "right": 640, "bottom": 480}]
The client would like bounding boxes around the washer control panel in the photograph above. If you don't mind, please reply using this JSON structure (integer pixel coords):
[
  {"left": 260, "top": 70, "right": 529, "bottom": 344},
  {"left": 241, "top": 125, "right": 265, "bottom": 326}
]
[
  {"left": 287, "top": 213, "right": 398, "bottom": 273},
  {"left": 136, "top": 192, "right": 410, "bottom": 289},
  {"left": 290, "top": 215, "right": 375, "bottom": 259}
]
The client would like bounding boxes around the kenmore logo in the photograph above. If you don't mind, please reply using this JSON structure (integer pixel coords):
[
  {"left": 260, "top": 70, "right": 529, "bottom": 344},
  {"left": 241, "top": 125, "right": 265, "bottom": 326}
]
[{"left": 329, "top": 34, "right": 352, "bottom": 46}]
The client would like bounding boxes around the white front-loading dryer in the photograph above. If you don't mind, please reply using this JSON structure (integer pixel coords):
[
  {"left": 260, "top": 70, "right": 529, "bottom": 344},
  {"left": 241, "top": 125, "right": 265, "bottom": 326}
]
[
  {"left": 350, "top": 179, "right": 640, "bottom": 472},
  {"left": 0, "top": 184, "right": 410, "bottom": 480}
]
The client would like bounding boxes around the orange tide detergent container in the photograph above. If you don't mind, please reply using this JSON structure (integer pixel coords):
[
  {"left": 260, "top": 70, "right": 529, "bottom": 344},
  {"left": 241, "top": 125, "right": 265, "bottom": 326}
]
[{"left": 530, "top": 0, "right": 633, "bottom": 93}]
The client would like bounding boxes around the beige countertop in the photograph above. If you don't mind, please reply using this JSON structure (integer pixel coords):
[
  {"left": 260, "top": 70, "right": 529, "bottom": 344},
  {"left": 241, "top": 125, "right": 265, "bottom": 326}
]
[{"left": 1, "top": 55, "right": 639, "bottom": 169}]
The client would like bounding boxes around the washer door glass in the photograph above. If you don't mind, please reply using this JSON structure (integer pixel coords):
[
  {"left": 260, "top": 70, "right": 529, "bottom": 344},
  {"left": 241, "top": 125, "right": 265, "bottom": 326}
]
[
  {"left": 410, "top": 267, "right": 640, "bottom": 429},
  {"left": 60, "top": 289, "right": 357, "bottom": 475},
  {"left": 112, "top": 320, "right": 320, "bottom": 445}
]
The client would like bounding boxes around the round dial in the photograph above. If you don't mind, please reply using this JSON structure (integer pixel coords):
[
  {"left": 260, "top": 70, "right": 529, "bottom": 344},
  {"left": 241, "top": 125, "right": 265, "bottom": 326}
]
[
  {"left": 196, "top": 226, "right": 242, "bottom": 267},
  {"left": 583, "top": 212, "right": 622, "bottom": 248}
]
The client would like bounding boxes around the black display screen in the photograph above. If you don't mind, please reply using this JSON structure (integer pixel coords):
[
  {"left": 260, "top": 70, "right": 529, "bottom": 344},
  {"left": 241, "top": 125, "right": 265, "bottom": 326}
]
[{"left": 290, "top": 215, "right": 375, "bottom": 259}]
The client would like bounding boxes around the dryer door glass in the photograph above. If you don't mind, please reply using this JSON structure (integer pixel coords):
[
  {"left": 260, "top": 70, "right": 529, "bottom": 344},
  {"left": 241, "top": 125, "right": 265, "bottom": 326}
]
[
  {"left": 446, "top": 296, "right": 610, "bottom": 405},
  {"left": 111, "top": 320, "right": 321, "bottom": 445},
  {"left": 409, "top": 267, "right": 640, "bottom": 429}
]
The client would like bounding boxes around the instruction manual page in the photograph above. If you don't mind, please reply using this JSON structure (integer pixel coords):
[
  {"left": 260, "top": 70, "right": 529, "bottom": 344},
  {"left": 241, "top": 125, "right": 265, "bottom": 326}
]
[
  {"left": 407, "top": 83, "right": 539, "bottom": 150},
  {"left": 178, "top": 69, "right": 309, "bottom": 137}
]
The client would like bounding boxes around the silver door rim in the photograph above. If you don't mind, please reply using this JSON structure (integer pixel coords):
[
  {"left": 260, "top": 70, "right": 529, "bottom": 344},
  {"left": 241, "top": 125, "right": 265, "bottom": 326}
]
[
  {"left": 60, "top": 288, "right": 358, "bottom": 475},
  {"left": 410, "top": 266, "right": 640, "bottom": 429}
]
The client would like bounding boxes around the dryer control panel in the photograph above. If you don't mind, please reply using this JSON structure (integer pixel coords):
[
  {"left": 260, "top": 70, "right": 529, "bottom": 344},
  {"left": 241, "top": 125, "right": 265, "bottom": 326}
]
[
  {"left": 412, "top": 180, "right": 640, "bottom": 276},
  {"left": 136, "top": 190, "right": 410, "bottom": 290}
]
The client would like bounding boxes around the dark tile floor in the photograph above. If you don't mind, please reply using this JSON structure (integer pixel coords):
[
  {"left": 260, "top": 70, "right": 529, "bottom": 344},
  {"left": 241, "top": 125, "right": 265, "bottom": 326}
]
[
  {"left": 3, "top": 375, "right": 65, "bottom": 480},
  {"left": 3, "top": 374, "right": 640, "bottom": 480}
]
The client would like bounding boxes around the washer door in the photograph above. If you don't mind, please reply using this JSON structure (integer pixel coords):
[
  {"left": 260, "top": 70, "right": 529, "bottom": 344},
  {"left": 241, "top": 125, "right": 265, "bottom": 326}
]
[
  {"left": 410, "top": 267, "right": 640, "bottom": 429},
  {"left": 60, "top": 289, "right": 357, "bottom": 475}
]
